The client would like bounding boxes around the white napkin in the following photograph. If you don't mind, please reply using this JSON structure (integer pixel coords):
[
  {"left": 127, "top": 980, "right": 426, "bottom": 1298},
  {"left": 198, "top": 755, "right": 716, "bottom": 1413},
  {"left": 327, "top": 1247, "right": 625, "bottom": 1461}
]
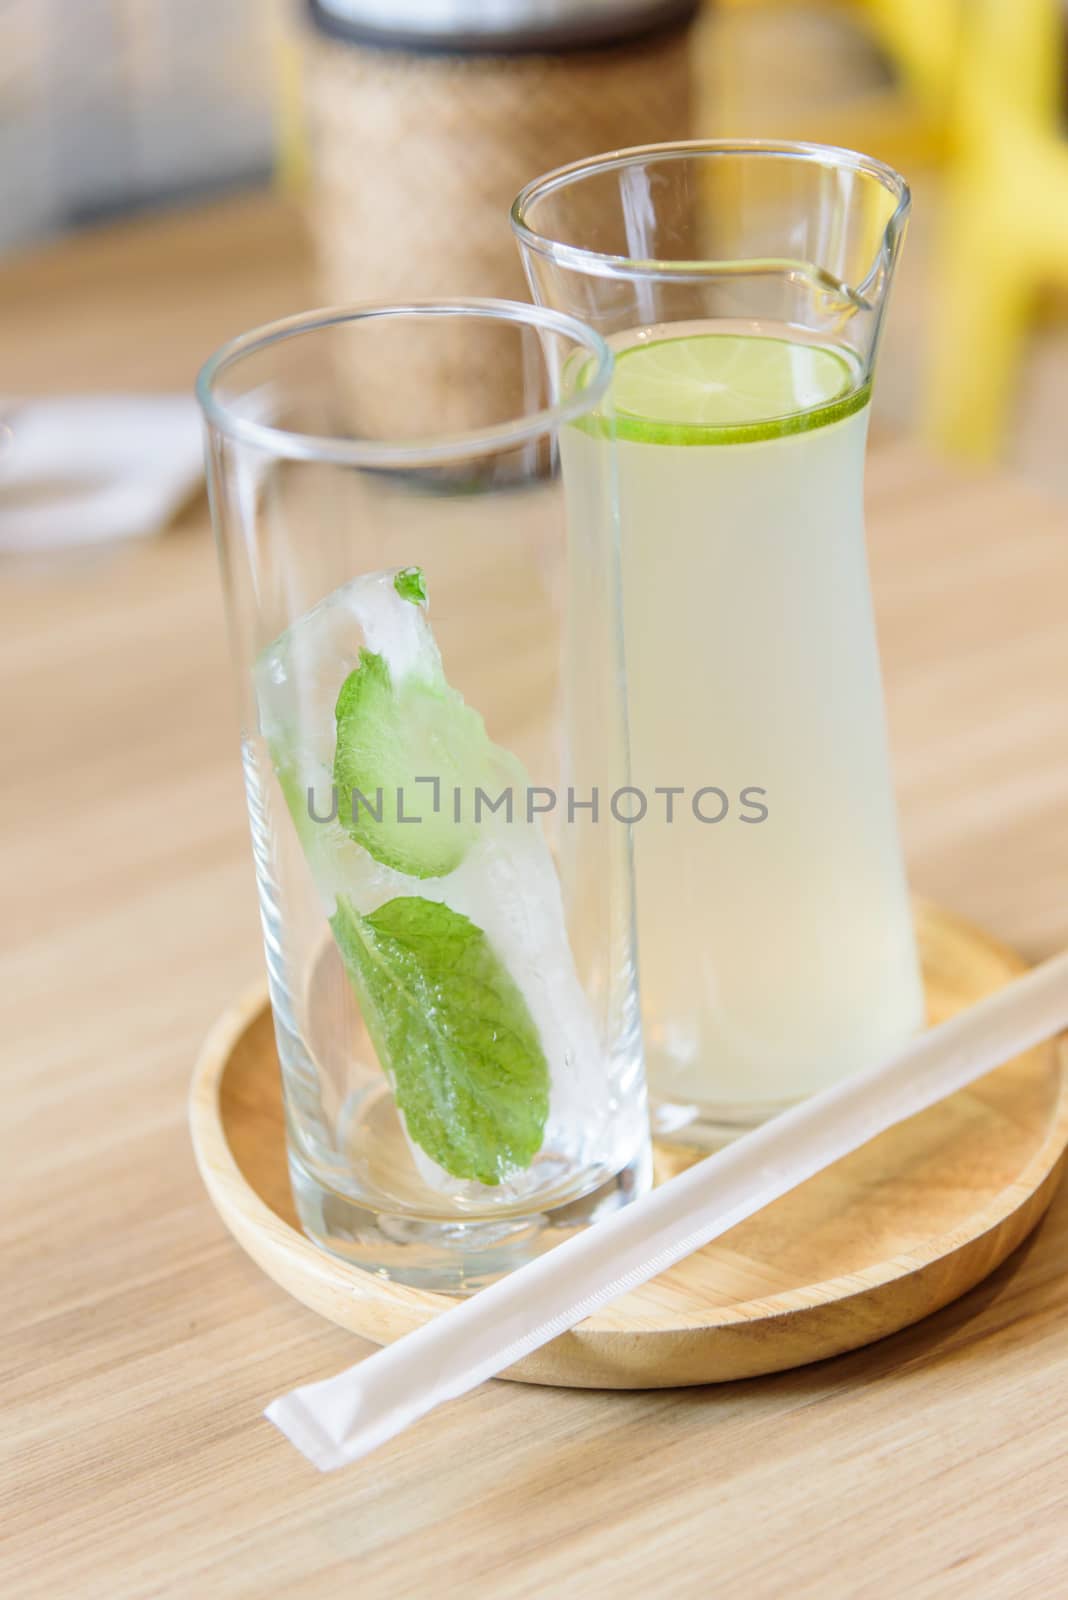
[{"left": 0, "top": 395, "right": 204, "bottom": 552}]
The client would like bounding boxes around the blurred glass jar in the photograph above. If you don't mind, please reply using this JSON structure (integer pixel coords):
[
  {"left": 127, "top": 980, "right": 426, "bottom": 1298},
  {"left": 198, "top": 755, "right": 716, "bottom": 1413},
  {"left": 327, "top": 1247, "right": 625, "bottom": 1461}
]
[{"left": 295, "top": 0, "right": 697, "bottom": 418}]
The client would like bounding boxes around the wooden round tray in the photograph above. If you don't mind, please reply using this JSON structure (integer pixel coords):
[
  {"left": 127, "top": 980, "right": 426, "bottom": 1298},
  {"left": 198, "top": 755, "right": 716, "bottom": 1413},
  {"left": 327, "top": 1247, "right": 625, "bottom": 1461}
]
[{"left": 190, "top": 904, "right": 1068, "bottom": 1388}]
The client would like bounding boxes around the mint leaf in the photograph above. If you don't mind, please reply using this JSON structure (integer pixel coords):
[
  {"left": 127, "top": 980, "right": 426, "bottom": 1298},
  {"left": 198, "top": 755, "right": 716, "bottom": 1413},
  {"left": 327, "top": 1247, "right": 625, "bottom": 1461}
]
[
  {"left": 394, "top": 567, "right": 428, "bottom": 606},
  {"left": 331, "top": 894, "right": 550, "bottom": 1184},
  {"left": 333, "top": 650, "right": 486, "bottom": 878}
]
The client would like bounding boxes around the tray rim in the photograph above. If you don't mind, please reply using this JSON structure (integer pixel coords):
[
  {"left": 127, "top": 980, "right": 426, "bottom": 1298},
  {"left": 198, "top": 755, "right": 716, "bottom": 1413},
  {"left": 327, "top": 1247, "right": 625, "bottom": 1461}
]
[{"left": 189, "top": 902, "right": 1068, "bottom": 1371}]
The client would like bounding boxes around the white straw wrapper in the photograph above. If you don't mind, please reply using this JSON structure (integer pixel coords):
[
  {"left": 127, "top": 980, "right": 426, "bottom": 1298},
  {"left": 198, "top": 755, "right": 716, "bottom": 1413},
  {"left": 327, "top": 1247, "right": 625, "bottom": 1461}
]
[{"left": 267, "top": 949, "right": 1068, "bottom": 1469}]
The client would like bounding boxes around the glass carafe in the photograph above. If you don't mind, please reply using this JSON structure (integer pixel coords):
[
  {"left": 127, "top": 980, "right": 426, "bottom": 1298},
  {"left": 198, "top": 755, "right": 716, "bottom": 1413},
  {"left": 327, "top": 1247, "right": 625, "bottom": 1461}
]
[{"left": 513, "top": 140, "right": 924, "bottom": 1143}]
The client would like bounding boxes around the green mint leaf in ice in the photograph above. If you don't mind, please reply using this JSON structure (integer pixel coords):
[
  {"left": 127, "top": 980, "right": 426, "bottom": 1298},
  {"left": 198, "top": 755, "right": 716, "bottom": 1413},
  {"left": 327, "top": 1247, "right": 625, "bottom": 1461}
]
[
  {"left": 333, "top": 649, "right": 486, "bottom": 878},
  {"left": 393, "top": 567, "right": 428, "bottom": 606},
  {"left": 330, "top": 894, "right": 550, "bottom": 1184}
]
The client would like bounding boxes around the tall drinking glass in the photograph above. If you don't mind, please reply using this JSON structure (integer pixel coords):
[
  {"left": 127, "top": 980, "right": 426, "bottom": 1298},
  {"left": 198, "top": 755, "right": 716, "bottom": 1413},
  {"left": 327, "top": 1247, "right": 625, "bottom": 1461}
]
[
  {"left": 198, "top": 301, "right": 649, "bottom": 1291},
  {"left": 513, "top": 141, "right": 925, "bottom": 1143}
]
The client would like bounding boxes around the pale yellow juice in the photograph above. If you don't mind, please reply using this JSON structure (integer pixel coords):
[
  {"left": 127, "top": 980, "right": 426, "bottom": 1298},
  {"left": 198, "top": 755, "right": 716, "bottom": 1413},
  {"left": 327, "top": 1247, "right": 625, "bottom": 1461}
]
[{"left": 563, "top": 323, "right": 924, "bottom": 1124}]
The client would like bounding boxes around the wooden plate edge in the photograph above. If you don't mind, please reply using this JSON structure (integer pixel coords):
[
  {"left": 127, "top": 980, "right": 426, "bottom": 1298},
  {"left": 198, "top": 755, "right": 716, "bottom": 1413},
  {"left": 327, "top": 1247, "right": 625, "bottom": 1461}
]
[{"left": 188, "top": 911, "right": 1068, "bottom": 1387}]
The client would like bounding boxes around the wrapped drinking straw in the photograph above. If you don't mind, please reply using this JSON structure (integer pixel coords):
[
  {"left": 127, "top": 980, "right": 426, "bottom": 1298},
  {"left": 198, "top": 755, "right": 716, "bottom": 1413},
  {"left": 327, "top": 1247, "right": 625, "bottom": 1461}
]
[{"left": 267, "top": 949, "right": 1068, "bottom": 1470}]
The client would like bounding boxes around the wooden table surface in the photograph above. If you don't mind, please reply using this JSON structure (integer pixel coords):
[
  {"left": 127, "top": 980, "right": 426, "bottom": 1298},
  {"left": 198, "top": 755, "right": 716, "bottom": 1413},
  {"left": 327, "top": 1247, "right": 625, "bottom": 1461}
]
[{"left": 4, "top": 195, "right": 1068, "bottom": 1600}]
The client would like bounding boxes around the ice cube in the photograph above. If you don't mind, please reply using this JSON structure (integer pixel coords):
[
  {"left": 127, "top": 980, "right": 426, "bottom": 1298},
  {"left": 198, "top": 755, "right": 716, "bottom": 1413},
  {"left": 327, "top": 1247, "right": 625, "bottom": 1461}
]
[
  {"left": 254, "top": 568, "right": 448, "bottom": 905},
  {"left": 256, "top": 567, "right": 444, "bottom": 774},
  {"left": 256, "top": 568, "right": 606, "bottom": 1198}
]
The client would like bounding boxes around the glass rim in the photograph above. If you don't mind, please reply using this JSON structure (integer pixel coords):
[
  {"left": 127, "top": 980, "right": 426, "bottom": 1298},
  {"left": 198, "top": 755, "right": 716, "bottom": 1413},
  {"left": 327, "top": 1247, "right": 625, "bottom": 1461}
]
[
  {"left": 195, "top": 297, "right": 615, "bottom": 465},
  {"left": 510, "top": 138, "right": 912, "bottom": 286}
]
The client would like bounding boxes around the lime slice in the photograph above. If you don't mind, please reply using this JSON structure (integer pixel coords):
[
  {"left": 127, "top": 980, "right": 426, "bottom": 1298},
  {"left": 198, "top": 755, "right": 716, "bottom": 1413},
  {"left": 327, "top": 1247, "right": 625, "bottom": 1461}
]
[{"left": 609, "top": 332, "right": 870, "bottom": 445}]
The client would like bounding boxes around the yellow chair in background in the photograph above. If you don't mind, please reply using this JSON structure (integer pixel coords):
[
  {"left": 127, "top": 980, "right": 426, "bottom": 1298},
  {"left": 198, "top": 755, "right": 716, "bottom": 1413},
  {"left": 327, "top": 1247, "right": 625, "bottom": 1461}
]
[
  {"left": 924, "top": 0, "right": 1067, "bottom": 460},
  {"left": 860, "top": 0, "right": 960, "bottom": 118},
  {"left": 707, "top": 0, "right": 1068, "bottom": 462},
  {"left": 709, "top": 0, "right": 962, "bottom": 167},
  {"left": 271, "top": 0, "right": 307, "bottom": 192}
]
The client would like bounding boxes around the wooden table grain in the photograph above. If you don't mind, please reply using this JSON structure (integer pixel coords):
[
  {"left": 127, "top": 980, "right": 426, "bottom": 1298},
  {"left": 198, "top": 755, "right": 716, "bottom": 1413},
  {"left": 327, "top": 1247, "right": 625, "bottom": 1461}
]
[{"left": 3, "top": 195, "right": 1068, "bottom": 1600}]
